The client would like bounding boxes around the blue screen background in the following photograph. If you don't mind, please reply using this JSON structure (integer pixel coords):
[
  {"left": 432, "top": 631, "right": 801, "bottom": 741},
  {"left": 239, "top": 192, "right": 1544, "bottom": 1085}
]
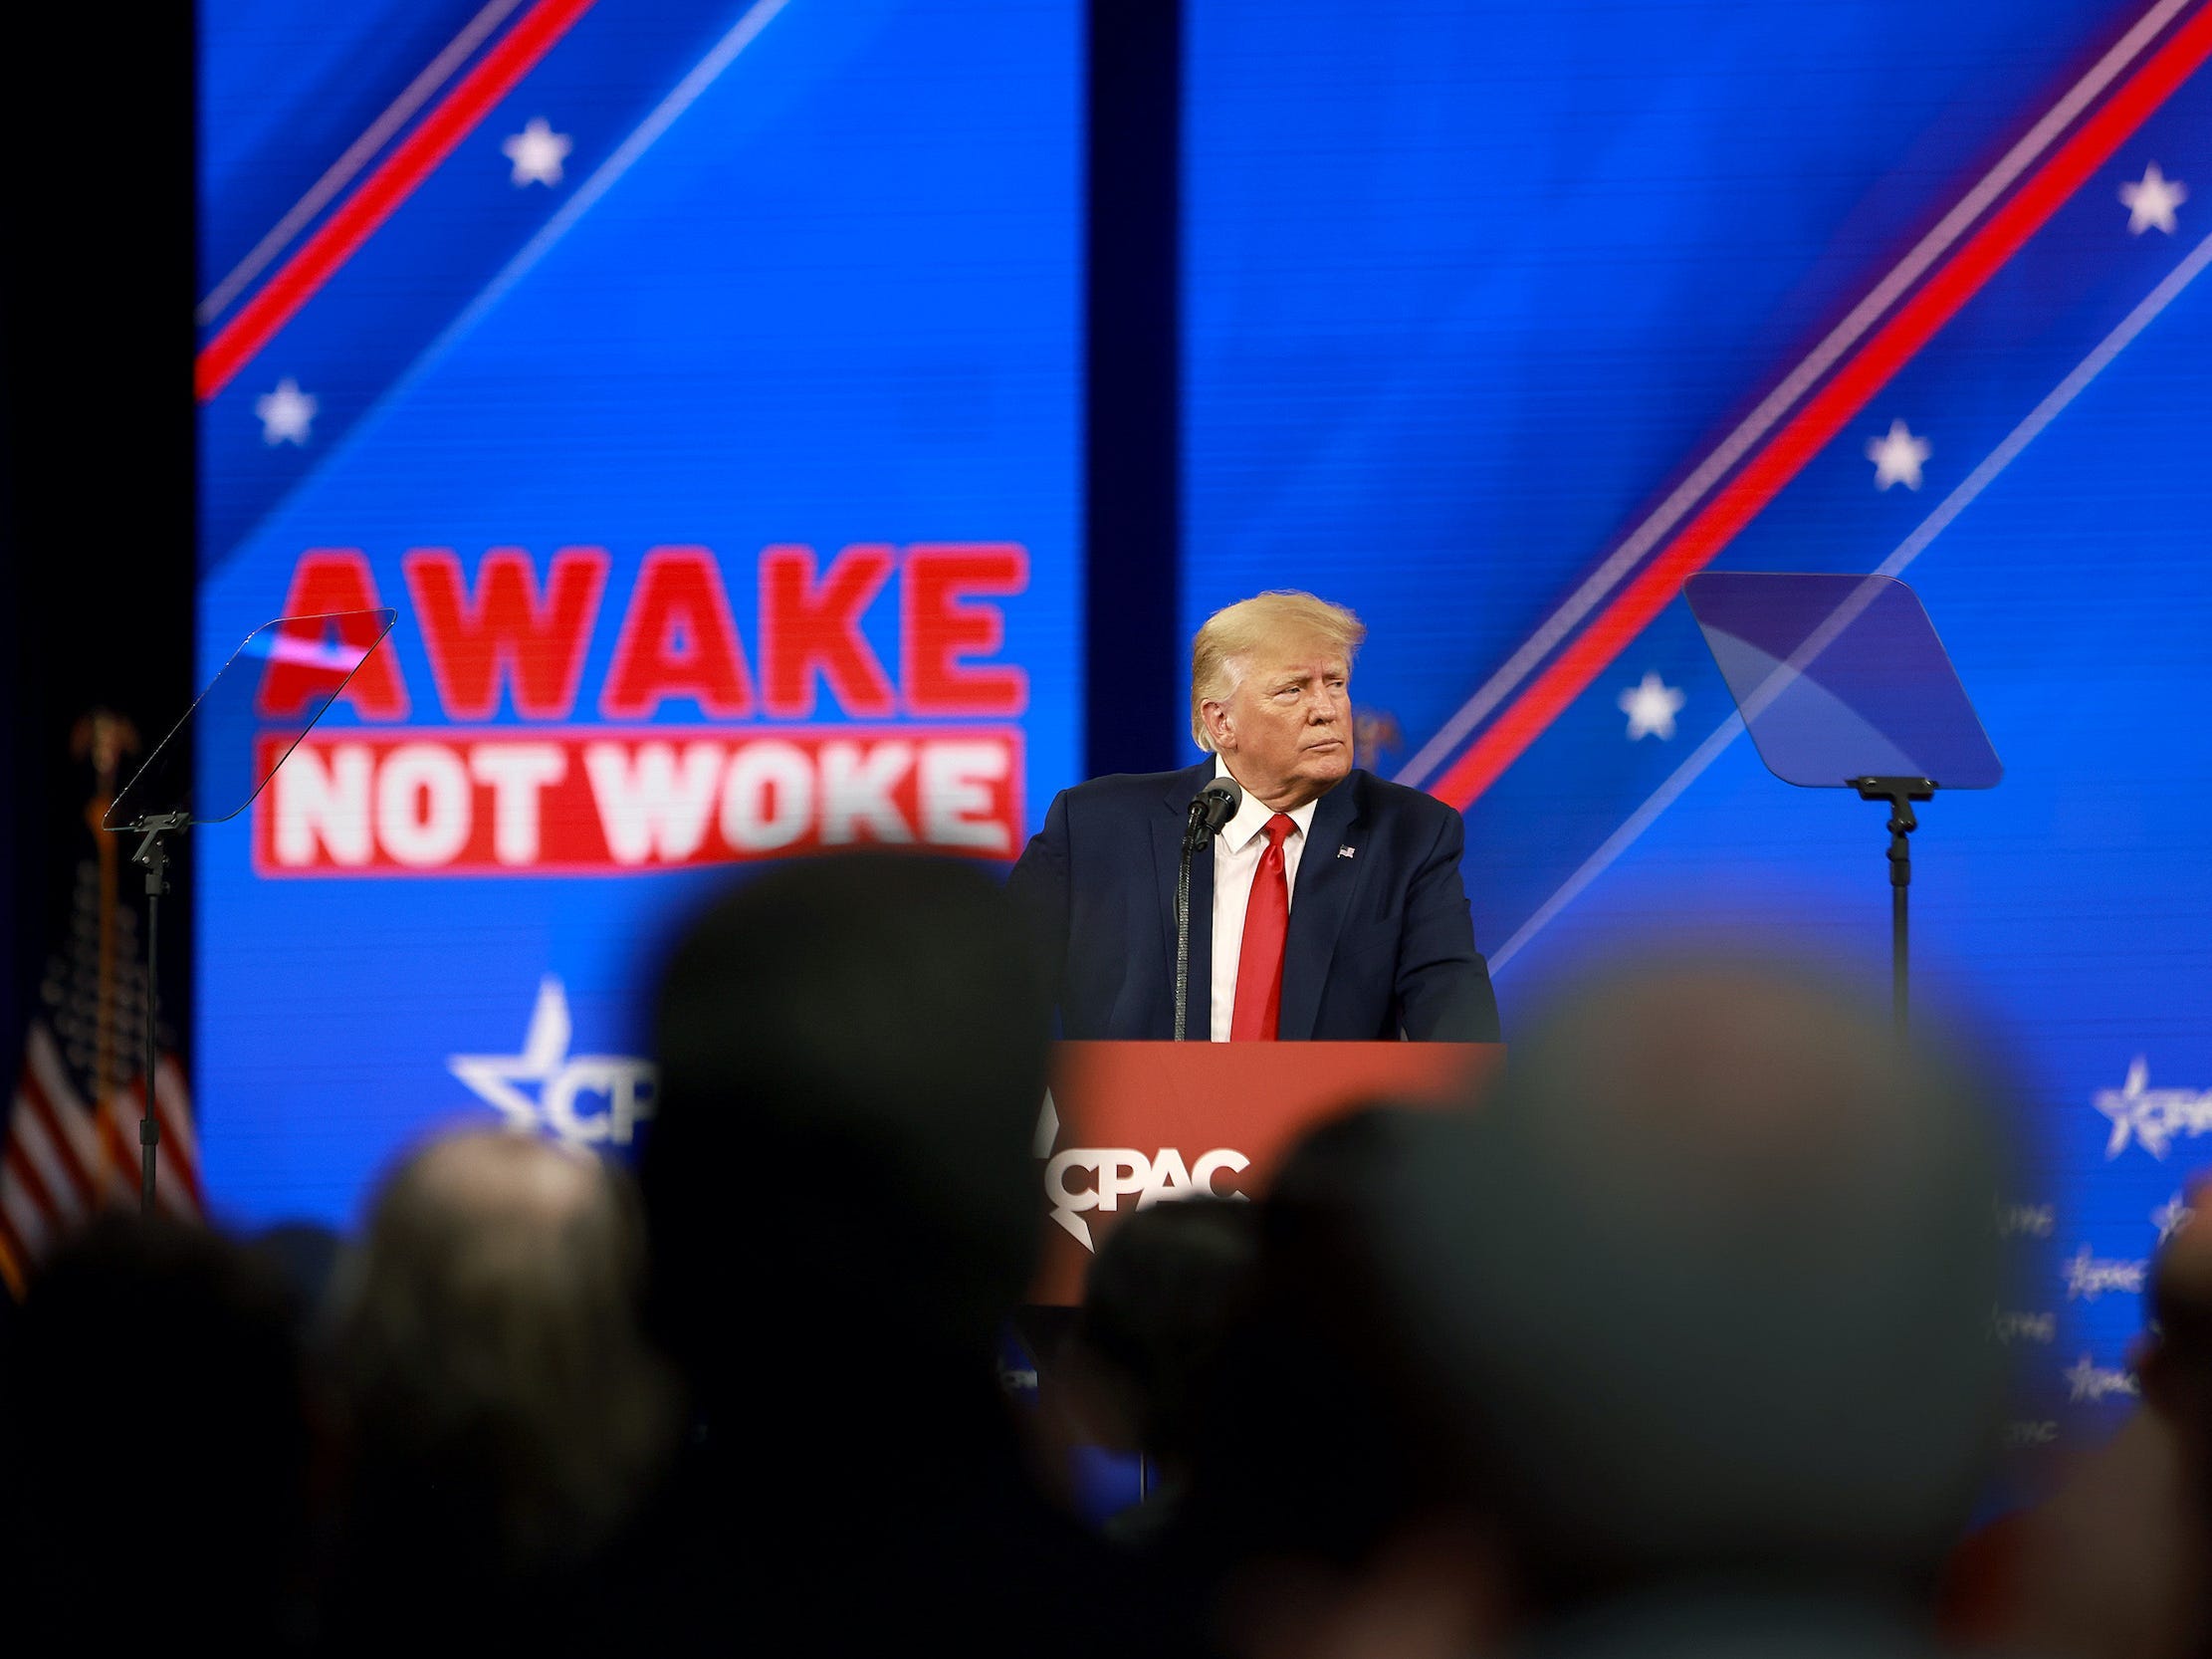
[
  {"left": 196, "top": 0, "right": 1080, "bottom": 1220},
  {"left": 195, "top": 0, "right": 2212, "bottom": 1455},
  {"left": 1185, "top": 0, "right": 2212, "bottom": 1440}
]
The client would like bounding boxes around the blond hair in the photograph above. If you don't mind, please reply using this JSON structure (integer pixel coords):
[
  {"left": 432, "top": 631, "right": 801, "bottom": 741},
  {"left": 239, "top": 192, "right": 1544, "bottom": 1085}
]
[
  {"left": 1190, "top": 591, "right": 1366, "bottom": 751},
  {"left": 332, "top": 1130, "right": 678, "bottom": 1566}
]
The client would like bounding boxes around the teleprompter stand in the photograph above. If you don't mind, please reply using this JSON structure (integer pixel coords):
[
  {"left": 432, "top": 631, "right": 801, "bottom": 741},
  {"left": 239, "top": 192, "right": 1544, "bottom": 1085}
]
[
  {"left": 1685, "top": 574, "right": 2000, "bottom": 1033},
  {"left": 1852, "top": 777, "right": 1933, "bottom": 1033},
  {"left": 106, "top": 608, "right": 395, "bottom": 1213},
  {"left": 126, "top": 812, "right": 189, "bottom": 1211}
]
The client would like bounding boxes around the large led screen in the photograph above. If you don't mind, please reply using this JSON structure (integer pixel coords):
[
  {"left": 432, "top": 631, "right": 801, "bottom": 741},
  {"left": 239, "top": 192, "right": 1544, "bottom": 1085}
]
[
  {"left": 1186, "top": 0, "right": 2212, "bottom": 1448},
  {"left": 196, "top": 0, "right": 1081, "bottom": 1224}
]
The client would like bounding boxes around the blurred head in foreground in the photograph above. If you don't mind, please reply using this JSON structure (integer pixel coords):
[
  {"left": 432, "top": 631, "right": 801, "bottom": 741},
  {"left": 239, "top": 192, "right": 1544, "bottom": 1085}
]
[
  {"left": 645, "top": 853, "right": 1052, "bottom": 1409},
  {"left": 326, "top": 1127, "right": 675, "bottom": 1629},
  {"left": 1070, "top": 1196, "right": 1259, "bottom": 1482},
  {"left": 633, "top": 857, "right": 1153, "bottom": 1655},
  {"left": 2148, "top": 1176, "right": 2212, "bottom": 1463},
  {"left": 2127, "top": 1171, "right": 2212, "bottom": 1648},
  {"left": 1364, "top": 955, "right": 2010, "bottom": 1614},
  {"left": 1956, "top": 1178, "right": 2212, "bottom": 1659},
  {"left": 1179, "top": 1105, "right": 1467, "bottom": 1579},
  {"left": 1157, "top": 1105, "right": 1529, "bottom": 1659},
  {"left": 0, "top": 1215, "right": 311, "bottom": 1652}
]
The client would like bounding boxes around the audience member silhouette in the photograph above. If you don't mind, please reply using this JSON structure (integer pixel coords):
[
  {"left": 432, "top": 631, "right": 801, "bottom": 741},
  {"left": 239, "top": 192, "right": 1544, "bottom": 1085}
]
[
  {"left": 1064, "top": 1196, "right": 1259, "bottom": 1541},
  {"left": 15, "top": 928, "right": 2155, "bottom": 1659},
  {"left": 1348, "top": 956, "right": 2013, "bottom": 1658},
  {"left": 1971, "top": 1175, "right": 2212, "bottom": 1659},
  {"left": 0, "top": 1214, "right": 315, "bottom": 1655},
  {"left": 319, "top": 1129, "right": 677, "bottom": 1656},
  {"left": 2146, "top": 1178, "right": 2212, "bottom": 1512},
  {"left": 2139, "top": 1176, "right": 2212, "bottom": 1654},
  {"left": 629, "top": 853, "right": 1170, "bottom": 1656},
  {"left": 1170, "top": 1104, "right": 1511, "bottom": 1659}
]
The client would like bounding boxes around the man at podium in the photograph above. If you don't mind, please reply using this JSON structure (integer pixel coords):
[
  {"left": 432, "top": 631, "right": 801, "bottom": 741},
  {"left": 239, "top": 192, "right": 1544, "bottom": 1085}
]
[{"left": 1007, "top": 592, "right": 1498, "bottom": 1042}]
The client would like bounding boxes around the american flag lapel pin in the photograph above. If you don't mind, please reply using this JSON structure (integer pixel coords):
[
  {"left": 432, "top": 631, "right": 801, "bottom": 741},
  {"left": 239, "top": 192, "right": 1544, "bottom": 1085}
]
[{"left": 1337, "top": 843, "right": 1356, "bottom": 859}]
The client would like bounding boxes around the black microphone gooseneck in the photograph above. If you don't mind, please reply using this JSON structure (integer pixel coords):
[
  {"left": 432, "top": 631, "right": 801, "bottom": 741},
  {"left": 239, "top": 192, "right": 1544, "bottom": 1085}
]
[{"left": 1175, "top": 776, "right": 1242, "bottom": 1041}]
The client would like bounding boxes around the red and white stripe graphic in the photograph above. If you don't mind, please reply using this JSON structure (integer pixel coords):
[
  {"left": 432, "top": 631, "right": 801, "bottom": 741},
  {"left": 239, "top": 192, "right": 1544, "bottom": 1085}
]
[
  {"left": 1399, "top": 0, "right": 2212, "bottom": 810},
  {"left": 195, "top": 0, "right": 601, "bottom": 401},
  {"left": 196, "top": 0, "right": 532, "bottom": 328}
]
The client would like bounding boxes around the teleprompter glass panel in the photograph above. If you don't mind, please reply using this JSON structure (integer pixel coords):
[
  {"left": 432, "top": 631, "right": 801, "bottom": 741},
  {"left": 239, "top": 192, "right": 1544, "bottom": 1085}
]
[
  {"left": 106, "top": 609, "right": 397, "bottom": 830},
  {"left": 1684, "top": 574, "right": 2000, "bottom": 790}
]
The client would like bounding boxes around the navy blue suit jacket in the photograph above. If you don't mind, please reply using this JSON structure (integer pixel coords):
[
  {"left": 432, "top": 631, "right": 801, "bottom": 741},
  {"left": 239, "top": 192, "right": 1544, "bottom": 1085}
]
[{"left": 1005, "top": 762, "right": 1499, "bottom": 1042}]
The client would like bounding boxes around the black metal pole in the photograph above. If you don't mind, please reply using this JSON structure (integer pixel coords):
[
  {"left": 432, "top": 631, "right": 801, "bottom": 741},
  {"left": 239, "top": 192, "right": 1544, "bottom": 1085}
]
[
  {"left": 1890, "top": 832, "right": 1909, "bottom": 1036},
  {"left": 1855, "top": 778, "right": 1931, "bottom": 1039},
  {"left": 141, "top": 869, "right": 161, "bottom": 1214},
  {"left": 129, "top": 813, "right": 186, "bottom": 1214}
]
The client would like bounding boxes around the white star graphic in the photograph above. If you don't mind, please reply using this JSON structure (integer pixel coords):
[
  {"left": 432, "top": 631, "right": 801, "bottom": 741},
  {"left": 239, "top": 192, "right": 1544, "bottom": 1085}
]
[
  {"left": 2064, "top": 1352, "right": 2139, "bottom": 1404},
  {"left": 1618, "top": 670, "right": 1685, "bottom": 741},
  {"left": 502, "top": 118, "right": 572, "bottom": 187},
  {"left": 2120, "top": 161, "right": 2186, "bottom": 235},
  {"left": 448, "top": 976, "right": 657, "bottom": 1147},
  {"left": 254, "top": 377, "right": 318, "bottom": 446},
  {"left": 1866, "top": 419, "right": 1930, "bottom": 491},
  {"left": 2096, "top": 1056, "right": 2155, "bottom": 1156},
  {"left": 2063, "top": 1353, "right": 2095, "bottom": 1400},
  {"left": 2092, "top": 1056, "right": 2212, "bottom": 1160},
  {"left": 2154, "top": 1191, "right": 2195, "bottom": 1244}
]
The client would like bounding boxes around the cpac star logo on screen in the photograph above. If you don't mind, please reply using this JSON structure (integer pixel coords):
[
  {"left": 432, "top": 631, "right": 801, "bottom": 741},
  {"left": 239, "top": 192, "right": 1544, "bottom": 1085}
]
[
  {"left": 1992, "top": 1199, "right": 2056, "bottom": 1240},
  {"left": 2093, "top": 1057, "right": 2212, "bottom": 1160},
  {"left": 2064, "top": 1354, "right": 2139, "bottom": 1406},
  {"left": 2153, "top": 1192, "right": 2195, "bottom": 1244},
  {"left": 2061, "top": 1243, "right": 2146, "bottom": 1303},
  {"left": 448, "top": 977, "right": 656, "bottom": 1148},
  {"left": 1988, "top": 1307, "right": 2056, "bottom": 1345}
]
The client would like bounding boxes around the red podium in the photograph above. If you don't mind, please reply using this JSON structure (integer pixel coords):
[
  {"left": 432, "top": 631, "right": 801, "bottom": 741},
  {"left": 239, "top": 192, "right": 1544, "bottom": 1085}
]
[{"left": 1031, "top": 1041, "right": 1504, "bottom": 1304}]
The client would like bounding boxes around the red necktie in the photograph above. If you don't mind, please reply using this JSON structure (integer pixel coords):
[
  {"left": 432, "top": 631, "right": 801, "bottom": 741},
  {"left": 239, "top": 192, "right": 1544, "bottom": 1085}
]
[{"left": 1230, "top": 814, "right": 1296, "bottom": 1042}]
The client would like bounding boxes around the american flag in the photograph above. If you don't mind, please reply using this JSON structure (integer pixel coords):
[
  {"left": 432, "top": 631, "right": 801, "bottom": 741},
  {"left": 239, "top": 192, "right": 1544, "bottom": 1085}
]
[{"left": 0, "top": 713, "right": 201, "bottom": 1298}]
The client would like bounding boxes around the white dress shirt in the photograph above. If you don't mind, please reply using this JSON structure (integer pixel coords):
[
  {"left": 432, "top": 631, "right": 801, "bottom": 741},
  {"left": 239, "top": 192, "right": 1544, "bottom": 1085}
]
[{"left": 1210, "top": 757, "right": 1317, "bottom": 1041}]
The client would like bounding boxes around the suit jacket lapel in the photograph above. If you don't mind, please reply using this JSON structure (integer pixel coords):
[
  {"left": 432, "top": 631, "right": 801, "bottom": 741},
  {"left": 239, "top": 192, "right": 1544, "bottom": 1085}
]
[
  {"left": 1153, "top": 763, "right": 1218, "bottom": 1041},
  {"left": 1279, "top": 773, "right": 1366, "bottom": 1042}
]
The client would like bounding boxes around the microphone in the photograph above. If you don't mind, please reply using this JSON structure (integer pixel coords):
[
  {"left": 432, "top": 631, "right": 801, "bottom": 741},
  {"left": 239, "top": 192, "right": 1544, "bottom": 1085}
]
[
  {"left": 1175, "top": 773, "right": 1245, "bottom": 1038},
  {"left": 1184, "top": 775, "right": 1243, "bottom": 850}
]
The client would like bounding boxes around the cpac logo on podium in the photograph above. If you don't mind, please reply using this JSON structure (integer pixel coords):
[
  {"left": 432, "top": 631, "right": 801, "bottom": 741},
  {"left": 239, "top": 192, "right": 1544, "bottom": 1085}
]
[
  {"left": 449, "top": 977, "right": 657, "bottom": 1148},
  {"left": 1033, "top": 1090, "right": 1248, "bottom": 1250}
]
